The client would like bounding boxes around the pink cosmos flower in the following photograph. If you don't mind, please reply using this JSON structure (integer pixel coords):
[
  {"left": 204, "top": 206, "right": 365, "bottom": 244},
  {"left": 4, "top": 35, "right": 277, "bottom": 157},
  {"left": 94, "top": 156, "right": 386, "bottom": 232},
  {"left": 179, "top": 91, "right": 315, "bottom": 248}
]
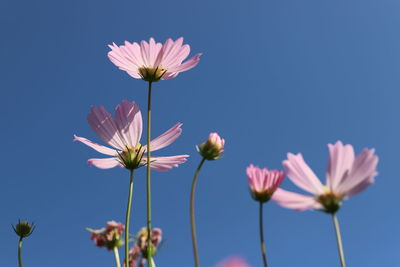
[
  {"left": 108, "top": 37, "right": 202, "bottom": 82},
  {"left": 272, "top": 141, "right": 378, "bottom": 213},
  {"left": 247, "top": 164, "right": 285, "bottom": 203},
  {"left": 123, "top": 227, "right": 163, "bottom": 267},
  {"left": 74, "top": 100, "right": 188, "bottom": 171},
  {"left": 216, "top": 257, "right": 251, "bottom": 267},
  {"left": 88, "top": 221, "right": 125, "bottom": 250}
]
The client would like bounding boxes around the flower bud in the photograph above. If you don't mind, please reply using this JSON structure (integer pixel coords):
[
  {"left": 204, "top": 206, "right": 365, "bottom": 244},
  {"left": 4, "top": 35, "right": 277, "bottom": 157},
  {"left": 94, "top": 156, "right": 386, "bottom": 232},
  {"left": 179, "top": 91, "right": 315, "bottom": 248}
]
[
  {"left": 12, "top": 220, "right": 35, "bottom": 238},
  {"left": 197, "top": 132, "right": 225, "bottom": 160}
]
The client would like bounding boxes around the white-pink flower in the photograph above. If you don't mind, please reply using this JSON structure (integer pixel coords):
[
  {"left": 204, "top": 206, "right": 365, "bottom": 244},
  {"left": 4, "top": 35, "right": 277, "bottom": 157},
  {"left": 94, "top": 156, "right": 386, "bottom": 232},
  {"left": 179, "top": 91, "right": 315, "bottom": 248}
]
[
  {"left": 108, "top": 37, "right": 201, "bottom": 82},
  {"left": 247, "top": 164, "right": 285, "bottom": 203},
  {"left": 272, "top": 141, "right": 378, "bottom": 213},
  {"left": 74, "top": 100, "right": 188, "bottom": 171}
]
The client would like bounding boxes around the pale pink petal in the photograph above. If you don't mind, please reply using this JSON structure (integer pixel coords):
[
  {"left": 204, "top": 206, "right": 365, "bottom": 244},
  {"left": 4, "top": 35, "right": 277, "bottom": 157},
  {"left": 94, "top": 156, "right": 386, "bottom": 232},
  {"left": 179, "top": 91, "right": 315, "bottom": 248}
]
[
  {"left": 159, "top": 37, "right": 184, "bottom": 67},
  {"left": 326, "top": 141, "right": 355, "bottom": 189},
  {"left": 143, "top": 123, "right": 182, "bottom": 152},
  {"left": 336, "top": 148, "right": 378, "bottom": 195},
  {"left": 73, "top": 135, "right": 116, "bottom": 156},
  {"left": 88, "top": 157, "right": 122, "bottom": 169},
  {"left": 216, "top": 257, "right": 251, "bottom": 267},
  {"left": 87, "top": 105, "right": 126, "bottom": 150},
  {"left": 283, "top": 153, "right": 324, "bottom": 195},
  {"left": 343, "top": 176, "right": 374, "bottom": 197},
  {"left": 144, "top": 155, "right": 189, "bottom": 171},
  {"left": 114, "top": 100, "right": 142, "bottom": 148},
  {"left": 140, "top": 39, "right": 150, "bottom": 67},
  {"left": 165, "top": 53, "right": 202, "bottom": 74},
  {"left": 272, "top": 188, "right": 322, "bottom": 211},
  {"left": 107, "top": 43, "right": 141, "bottom": 78}
]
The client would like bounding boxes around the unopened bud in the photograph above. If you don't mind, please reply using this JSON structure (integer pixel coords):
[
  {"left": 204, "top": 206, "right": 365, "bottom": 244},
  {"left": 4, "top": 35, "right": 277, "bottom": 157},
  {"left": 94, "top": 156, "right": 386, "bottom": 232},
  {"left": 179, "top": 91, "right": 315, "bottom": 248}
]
[
  {"left": 13, "top": 220, "right": 35, "bottom": 238},
  {"left": 197, "top": 132, "right": 225, "bottom": 160}
]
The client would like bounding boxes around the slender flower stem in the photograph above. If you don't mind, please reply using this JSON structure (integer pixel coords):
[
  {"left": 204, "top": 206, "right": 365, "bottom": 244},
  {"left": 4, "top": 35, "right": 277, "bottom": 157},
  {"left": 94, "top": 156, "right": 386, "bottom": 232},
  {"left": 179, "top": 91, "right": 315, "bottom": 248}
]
[
  {"left": 125, "top": 170, "right": 135, "bottom": 267},
  {"left": 18, "top": 237, "right": 23, "bottom": 267},
  {"left": 332, "top": 213, "right": 346, "bottom": 267},
  {"left": 190, "top": 157, "right": 206, "bottom": 267},
  {"left": 146, "top": 81, "right": 153, "bottom": 267},
  {"left": 259, "top": 202, "right": 268, "bottom": 267},
  {"left": 113, "top": 247, "right": 121, "bottom": 267}
]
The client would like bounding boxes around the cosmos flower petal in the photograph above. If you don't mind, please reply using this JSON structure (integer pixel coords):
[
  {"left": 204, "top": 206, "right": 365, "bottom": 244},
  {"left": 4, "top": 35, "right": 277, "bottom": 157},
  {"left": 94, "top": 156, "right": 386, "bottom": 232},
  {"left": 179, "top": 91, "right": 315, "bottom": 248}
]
[
  {"left": 326, "top": 141, "right": 355, "bottom": 189},
  {"left": 343, "top": 176, "right": 374, "bottom": 198},
  {"left": 87, "top": 105, "right": 126, "bottom": 150},
  {"left": 143, "top": 123, "right": 182, "bottom": 152},
  {"left": 336, "top": 148, "right": 378, "bottom": 195},
  {"left": 283, "top": 153, "right": 325, "bottom": 195},
  {"left": 145, "top": 155, "right": 189, "bottom": 172},
  {"left": 272, "top": 188, "right": 322, "bottom": 211},
  {"left": 114, "top": 100, "right": 142, "bottom": 148},
  {"left": 216, "top": 257, "right": 251, "bottom": 267},
  {"left": 166, "top": 53, "right": 202, "bottom": 73},
  {"left": 88, "top": 157, "right": 122, "bottom": 169},
  {"left": 73, "top": 135, "right": 116, "bottom": 156}
]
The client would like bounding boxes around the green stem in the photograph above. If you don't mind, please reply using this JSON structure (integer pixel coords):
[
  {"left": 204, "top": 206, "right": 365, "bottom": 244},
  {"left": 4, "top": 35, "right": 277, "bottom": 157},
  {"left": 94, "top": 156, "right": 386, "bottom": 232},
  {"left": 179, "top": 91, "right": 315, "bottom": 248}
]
[
  {"left": 190, "top": 157, "right": 206, "bottom": 267},
  {"left": 259, "top": 202, "right": 268, "bottom": 267},
  {"left": 332, "top": 213, "right": 346, "bottom": 267},
  {"left": 146, "top": 81, "right": 153, "bottom": 267},
  {"left": 18, "top": 237, "right": 23, "bottom": 267},
  {"left": 113, "top": 247, "right": 121, "bottom": 267},
  {"left": 125, "top": 170, "right": 134, "bottom": 267}
]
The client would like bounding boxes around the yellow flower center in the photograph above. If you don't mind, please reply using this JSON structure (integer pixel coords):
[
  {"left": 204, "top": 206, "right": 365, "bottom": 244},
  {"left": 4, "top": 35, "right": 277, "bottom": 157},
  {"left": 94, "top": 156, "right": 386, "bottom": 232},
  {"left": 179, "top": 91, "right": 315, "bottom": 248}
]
[{"left": 138, "top": 66, "right": 167, "bottom": 82}]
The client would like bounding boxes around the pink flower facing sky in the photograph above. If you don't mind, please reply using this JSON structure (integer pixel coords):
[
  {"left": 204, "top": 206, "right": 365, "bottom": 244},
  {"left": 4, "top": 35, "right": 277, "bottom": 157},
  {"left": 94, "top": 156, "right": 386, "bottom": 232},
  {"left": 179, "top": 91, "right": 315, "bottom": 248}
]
[
  {"left": 247, "top": 164, "right": 285, "bottom": 203},
  {"left": 74, "top": 100, "right": 188, "bottom": 171},
  {"left": 272, "top": 141, "right": 379, "bottom": 213},
  {"left": 108, "top": 37, "right": 202, "bottom": 82}
]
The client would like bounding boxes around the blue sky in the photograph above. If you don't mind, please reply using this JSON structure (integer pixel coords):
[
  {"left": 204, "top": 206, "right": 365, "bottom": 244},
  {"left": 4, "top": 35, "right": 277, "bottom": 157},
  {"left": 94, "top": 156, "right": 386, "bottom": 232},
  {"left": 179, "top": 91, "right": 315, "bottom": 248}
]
[{"left": 1, "top": 0, "right": 400, "bottom": 266}]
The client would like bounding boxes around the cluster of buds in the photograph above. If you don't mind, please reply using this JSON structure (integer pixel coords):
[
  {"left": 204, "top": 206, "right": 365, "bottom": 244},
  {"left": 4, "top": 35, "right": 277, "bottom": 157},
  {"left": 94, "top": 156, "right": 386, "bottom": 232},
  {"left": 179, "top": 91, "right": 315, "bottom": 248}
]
[
  {"left": 12, "top": 220, "right": 35, "bottom": 239},
  {"left": 246, "top": 164, "right": 285, "bottom": 203},
  {"left": 87, "top": 221, "right": 124, "bottom": 250},
  {"left": 123, "top": 227, "right": 163, "bottom": 267},
  {"left": 197, "top": 132, "right": 225, "bottom": 160}
]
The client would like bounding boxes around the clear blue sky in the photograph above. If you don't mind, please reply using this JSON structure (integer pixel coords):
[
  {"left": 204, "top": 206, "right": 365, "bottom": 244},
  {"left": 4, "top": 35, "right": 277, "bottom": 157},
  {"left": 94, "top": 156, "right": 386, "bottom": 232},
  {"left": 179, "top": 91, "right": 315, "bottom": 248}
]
[{"left": 1, "top": 0, "right": 400, "bottom": 266}]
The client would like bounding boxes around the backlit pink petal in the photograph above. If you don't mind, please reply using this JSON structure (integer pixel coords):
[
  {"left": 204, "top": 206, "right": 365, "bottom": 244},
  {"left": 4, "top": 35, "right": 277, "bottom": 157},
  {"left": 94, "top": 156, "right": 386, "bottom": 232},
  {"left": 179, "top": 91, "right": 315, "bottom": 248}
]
[
  {"left": 272, "top": 188, "right": 322, "bottom": 211},
  {"left": 166, "top": 53, "right": 202, "bottom": 73},
  {"left": 143, "top": 123, "right": 182, "bottom": 152},
  {"left": 73, "top": 135, "right": 116, "bottom": 156},
  {"left": 114, "top": 100, "right": 142, "bottom": 148},
  {"left": 336, "top": 148, "right": 378, "bottom": 196},
  {"left": 343, "top": 176, "right": 374, "bottom": 197},
  {"left": 283, "top": 153, "right": 324, "bottom": 195},
  {"left": 87, "top": 105, "right": 126, "bottom": 150},
  {"left": 326, "top": 141, "right": 355, "bottom": 189},
  {"left": 88, "top": 157, "right": 122, "bottom": 169},
  {"left": 216, "top": 257, "right": 251, "bottom": 267},
  {"left": 146, "top": 155, "right": 189, "bottom": 171}
]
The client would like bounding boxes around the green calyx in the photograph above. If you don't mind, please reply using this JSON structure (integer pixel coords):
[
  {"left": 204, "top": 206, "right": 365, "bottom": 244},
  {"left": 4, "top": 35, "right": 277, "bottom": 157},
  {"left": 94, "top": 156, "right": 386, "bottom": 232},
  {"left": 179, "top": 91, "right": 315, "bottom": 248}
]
[
  {"left": 13, "top": 220, "right": 35, "bottom": 238},
  {"left": 117, "top": 144, "right": 145, "bottom": 171}
]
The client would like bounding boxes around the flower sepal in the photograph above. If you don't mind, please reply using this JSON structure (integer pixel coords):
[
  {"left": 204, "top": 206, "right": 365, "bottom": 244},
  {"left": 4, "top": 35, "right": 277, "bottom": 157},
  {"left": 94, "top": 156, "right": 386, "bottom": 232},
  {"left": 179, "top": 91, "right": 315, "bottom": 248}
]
[
  {"left": 12, "top": 220, "right": 35, "bottom": 239},
  {"left": 197, "top": 133, "right": 225, "bottom": 160},
  {"left": 117, "top": 144, "right": 145, "bottom": 171}
]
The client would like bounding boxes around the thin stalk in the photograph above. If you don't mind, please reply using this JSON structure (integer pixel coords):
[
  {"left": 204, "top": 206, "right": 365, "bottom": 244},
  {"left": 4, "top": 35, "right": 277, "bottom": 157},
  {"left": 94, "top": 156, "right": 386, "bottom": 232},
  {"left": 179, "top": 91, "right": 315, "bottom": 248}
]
[
  {"left": 332, "top": 213, "right": 346, "bottom": 267},
  {"left": 125, "top": 170, "right": 135, "bottom": 267},
  {"left": 113, "top": 247, "right": 121, "bottom": 267},
  {"left": 146, "top": 81, "right": 153, "bottom": 267},
  {"left": 18, "top": 237, "right": 23, "bottom": 267},
  {"left": 190, "top": 157, "right": 206, "bottom": 267},
  {"left": 259, "top": 202, "right": 268, "bottom": 267}
]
